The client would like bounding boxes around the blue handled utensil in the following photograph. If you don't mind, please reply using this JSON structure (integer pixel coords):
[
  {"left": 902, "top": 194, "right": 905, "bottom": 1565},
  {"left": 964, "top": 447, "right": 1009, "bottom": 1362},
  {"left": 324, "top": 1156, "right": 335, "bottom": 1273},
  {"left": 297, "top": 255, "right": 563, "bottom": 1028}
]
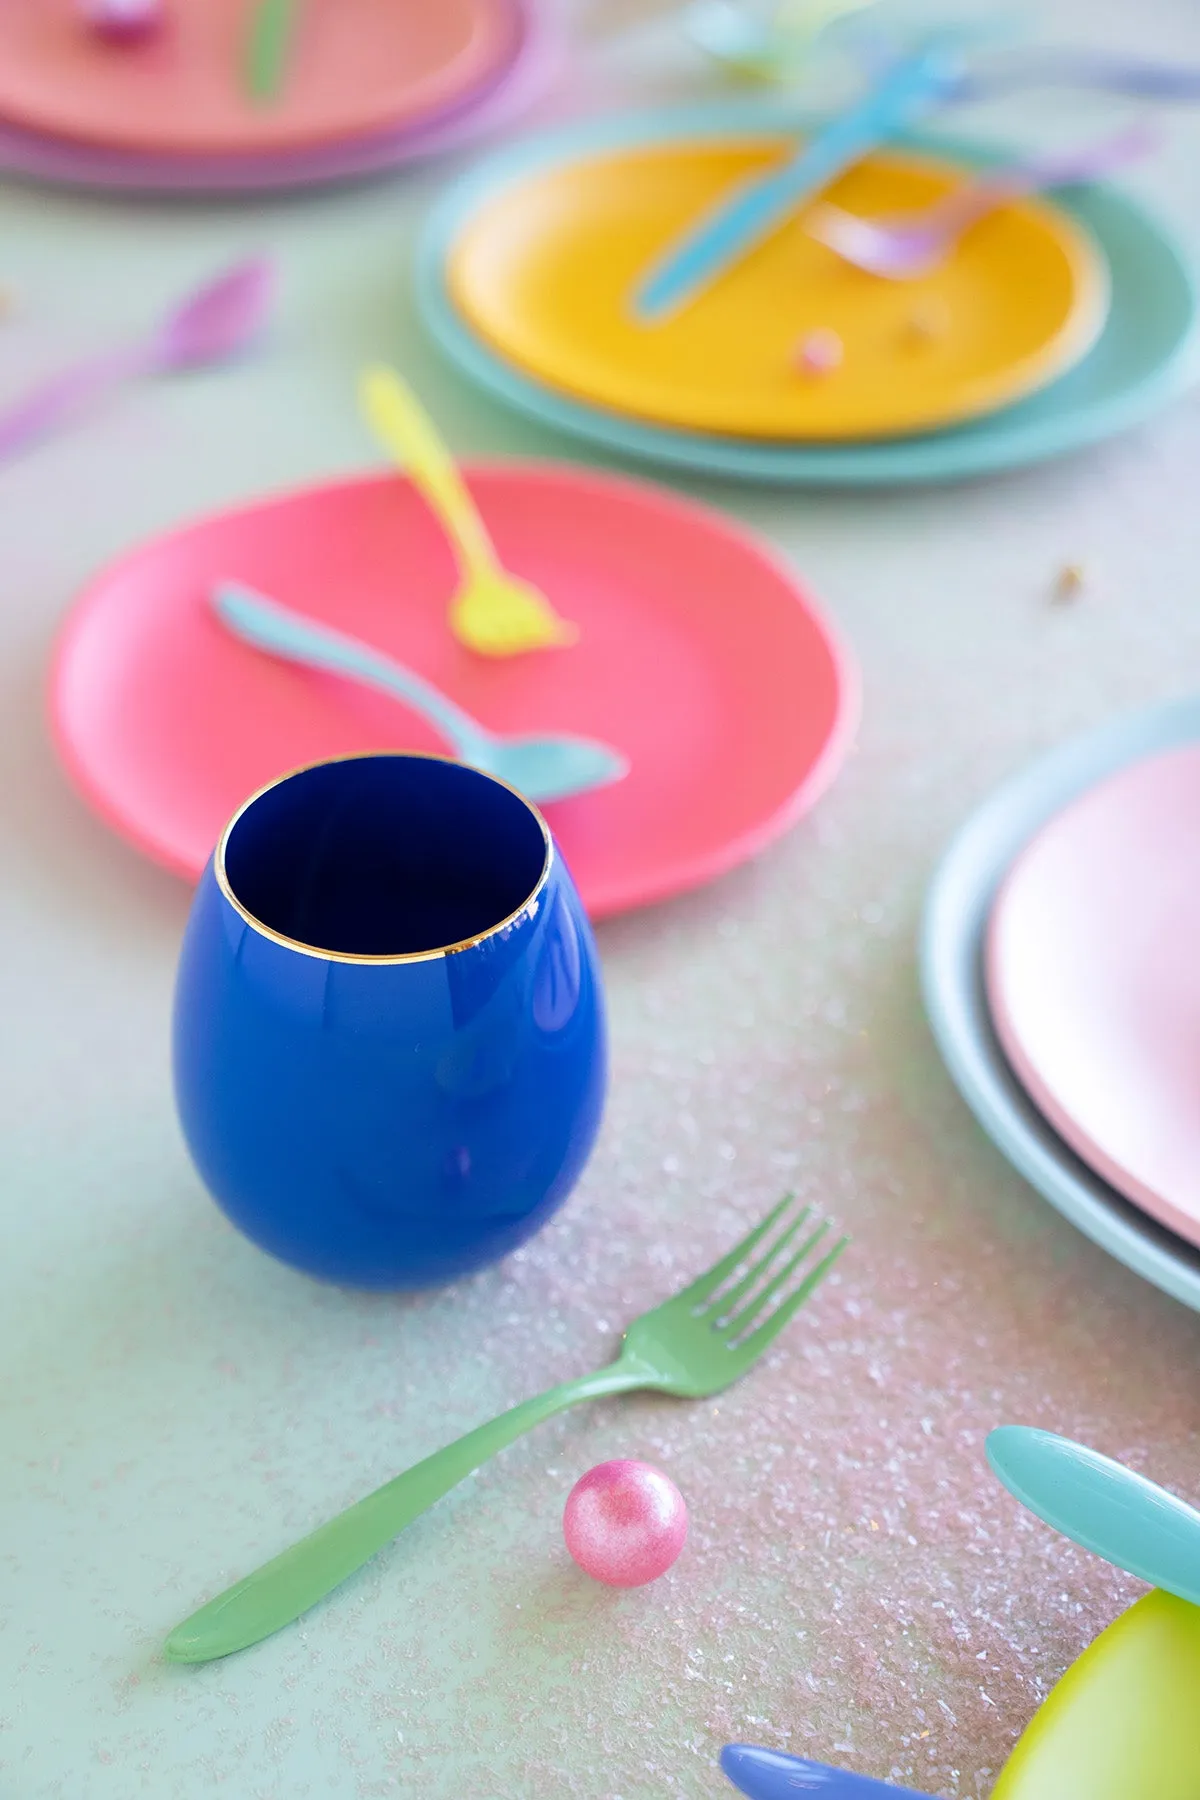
[
  {"left": 721, "top": 1745, "right": 940, "bottom": 1797},
  {"left": 632, "top": 38, "right": 963, "bottom": 321},
  {"left": 210, "top": 581, "right": 629, "bottom": 805},
  {"left": 987, "top": 1426, "right": 1200, "bottom": 1605}
]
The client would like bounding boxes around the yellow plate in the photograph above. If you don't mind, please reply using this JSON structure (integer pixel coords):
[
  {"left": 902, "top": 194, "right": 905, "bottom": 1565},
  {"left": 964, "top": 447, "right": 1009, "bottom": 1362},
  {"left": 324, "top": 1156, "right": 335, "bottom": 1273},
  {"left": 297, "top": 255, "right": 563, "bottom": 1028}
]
[
  {"left": 992, "top": 1591, "right": 1200, "bottom": 1800},
  {"left": 446, "top": 138, "right": 1111, "bottom": 442}
]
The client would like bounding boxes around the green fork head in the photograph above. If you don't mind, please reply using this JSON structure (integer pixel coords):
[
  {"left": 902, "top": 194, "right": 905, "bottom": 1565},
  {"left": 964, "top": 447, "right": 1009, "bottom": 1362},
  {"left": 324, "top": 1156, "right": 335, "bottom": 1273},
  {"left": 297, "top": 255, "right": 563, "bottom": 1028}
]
[{"left": 620, "top": 1194, "right": 848, "bottom": 1398}]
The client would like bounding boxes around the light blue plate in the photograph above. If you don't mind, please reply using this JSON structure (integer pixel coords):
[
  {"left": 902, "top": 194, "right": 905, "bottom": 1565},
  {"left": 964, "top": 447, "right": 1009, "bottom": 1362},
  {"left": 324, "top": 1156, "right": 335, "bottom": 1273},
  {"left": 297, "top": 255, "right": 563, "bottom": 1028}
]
[
  {"left": 417, "top": 101, "right": 1199, "bottom": 487},
  {"left": 921, "top": 697, "right": 1200, "bottom": 1314}
]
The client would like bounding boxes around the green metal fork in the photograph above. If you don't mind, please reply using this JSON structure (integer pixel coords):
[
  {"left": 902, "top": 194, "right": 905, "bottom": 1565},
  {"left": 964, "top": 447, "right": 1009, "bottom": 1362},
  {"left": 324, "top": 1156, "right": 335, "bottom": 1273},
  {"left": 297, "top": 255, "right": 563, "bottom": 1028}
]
[{"left": 165, "top": 1196, "right": 847, "bottom": 1664}]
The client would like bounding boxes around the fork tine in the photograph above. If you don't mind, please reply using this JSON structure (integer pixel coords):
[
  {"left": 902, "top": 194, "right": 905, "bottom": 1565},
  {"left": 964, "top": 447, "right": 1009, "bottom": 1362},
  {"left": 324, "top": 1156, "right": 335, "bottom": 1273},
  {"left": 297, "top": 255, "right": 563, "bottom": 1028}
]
[
  {"left": 670, "top": 1193, "right": 798, "bottom": 1311},
  {"left": 727, "top": 1236, "right": 849, "bottom": 1359},
  {"left": 723, "top": 1220, "right": 830, "bottom": 1333},
  {"left": 709, "top": 1204, "right": 813, "bottom": 1321}
]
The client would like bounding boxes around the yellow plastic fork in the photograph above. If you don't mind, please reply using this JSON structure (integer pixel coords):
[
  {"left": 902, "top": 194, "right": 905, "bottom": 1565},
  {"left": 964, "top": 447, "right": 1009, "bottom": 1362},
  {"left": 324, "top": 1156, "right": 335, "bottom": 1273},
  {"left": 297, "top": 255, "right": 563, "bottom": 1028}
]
[
  {"left": 360, "top": 365, "right": 579, "bottom": 658},
  {"left": 165, "top": 1194, "right": 847, "bottom": 1664}
]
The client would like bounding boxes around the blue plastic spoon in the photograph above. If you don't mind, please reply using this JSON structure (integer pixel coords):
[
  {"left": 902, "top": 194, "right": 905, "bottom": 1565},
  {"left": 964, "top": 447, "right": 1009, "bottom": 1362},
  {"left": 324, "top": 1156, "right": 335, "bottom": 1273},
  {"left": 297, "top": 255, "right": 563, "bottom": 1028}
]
[
  {"left": 987, "top": 1426, "right": 1200, "bottom": 1605},
  {"left": 721, "top": 1746, "right": 940, "bottom": 1797},
  {"left": 633, "top": 38, "right": 963, "bottom": 321},
  {"left": 211, "top": 581, "right": 629, "bottom": 805}
]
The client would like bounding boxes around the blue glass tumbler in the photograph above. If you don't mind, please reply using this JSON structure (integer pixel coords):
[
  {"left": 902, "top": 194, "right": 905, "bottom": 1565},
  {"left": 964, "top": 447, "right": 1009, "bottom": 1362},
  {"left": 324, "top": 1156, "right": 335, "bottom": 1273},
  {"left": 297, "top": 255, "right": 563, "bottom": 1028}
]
[{"left": 173, "top": 753, "right": 606, "bottom": 1288}]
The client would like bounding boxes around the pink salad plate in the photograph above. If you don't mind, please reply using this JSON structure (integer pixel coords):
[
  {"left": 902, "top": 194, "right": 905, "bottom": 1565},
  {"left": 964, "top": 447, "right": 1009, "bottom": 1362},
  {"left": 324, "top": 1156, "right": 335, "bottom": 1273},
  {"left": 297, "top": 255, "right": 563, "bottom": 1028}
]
[
  {"left": 986, "top": 741, "right": 1200, "bottom": 1248},
  {"left": 0, "top": 5, "right": 548, "bottom": 195},
  {"left": 50, "top": 463, "right": 856, "bottom": 921},
  {"left": 0, "top": 0, "right": 522, "bottom": 157},
  {"left": 0, "top": 0, "right": 549, "bottom": 194}
]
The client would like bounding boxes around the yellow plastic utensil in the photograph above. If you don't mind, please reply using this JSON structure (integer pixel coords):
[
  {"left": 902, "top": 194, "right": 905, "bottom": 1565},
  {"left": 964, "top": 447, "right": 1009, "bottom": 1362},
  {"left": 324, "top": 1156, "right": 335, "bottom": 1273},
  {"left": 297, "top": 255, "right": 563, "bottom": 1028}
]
[
  {"left": 359, "top": 365, "right": 578, "bottom": 659},
  {"left": 991, "top": 1589, "right": 1200, "bottom": 1799}
]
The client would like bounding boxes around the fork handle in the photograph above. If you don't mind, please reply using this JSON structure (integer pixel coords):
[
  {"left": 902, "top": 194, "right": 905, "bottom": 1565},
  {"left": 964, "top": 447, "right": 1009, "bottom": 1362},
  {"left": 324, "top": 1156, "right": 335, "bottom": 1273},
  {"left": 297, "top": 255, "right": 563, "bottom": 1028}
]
[
  {"left": 926, "top": 123, "right": 1155, "bottom": 233},
  {"left": 163, "top": 1361, "right": 645, "bottom": 1665},
  {"left": 360, "top": 365, "right": 500, "bottom": 582}
]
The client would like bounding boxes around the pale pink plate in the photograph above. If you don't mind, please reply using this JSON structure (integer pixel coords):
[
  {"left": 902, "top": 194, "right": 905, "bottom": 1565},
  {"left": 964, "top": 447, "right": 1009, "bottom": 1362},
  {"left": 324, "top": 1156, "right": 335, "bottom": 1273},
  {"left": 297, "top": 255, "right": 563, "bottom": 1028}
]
[
  {"left": 0, "top": 0, "right": 520, "bottom": 156},
  {"left": 0, "top": 0, "right": 549, "bottom": 194},
  {"left": 986, "top": 741, "right": 1200, "bottom": 1247},
  {"left": 50, "top": 464, "right": 856, "bottom": 921}
]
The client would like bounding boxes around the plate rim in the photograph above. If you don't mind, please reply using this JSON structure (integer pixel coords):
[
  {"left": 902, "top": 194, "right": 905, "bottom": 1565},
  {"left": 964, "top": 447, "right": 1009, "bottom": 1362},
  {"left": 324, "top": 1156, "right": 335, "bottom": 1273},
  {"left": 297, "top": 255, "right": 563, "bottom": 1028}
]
[
  {"left": 48, "top": 457, "right": 860, "bottom": 920},
  {"left": 0, "top": 0, "right": 549, "bottom": 192},
  {"left": 444, "top": 138, "right": 1113, "bottom": 445},
  {"left": 920, "top": 694, "right": 1200, "bottom": 1314},
  {"left": 417, "top": 101, "right": 1200, "bottom": 487},
  {"left": 985, "top": 739, "right": 1200, "bottom": 1247},
  {"left": 0, "top": 0, "right": 523, "bottom": 159}
]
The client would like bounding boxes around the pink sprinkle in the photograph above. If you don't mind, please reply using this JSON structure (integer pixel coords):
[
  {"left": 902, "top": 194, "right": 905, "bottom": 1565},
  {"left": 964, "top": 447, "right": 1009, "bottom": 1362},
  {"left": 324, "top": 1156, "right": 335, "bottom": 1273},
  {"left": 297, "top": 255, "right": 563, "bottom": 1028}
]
[
  {"left": 795, "top": 327, "right": 844, "bottom": 377},
  {"left": 562, "top": 1459, "right": 688, "bottom": 1587}
]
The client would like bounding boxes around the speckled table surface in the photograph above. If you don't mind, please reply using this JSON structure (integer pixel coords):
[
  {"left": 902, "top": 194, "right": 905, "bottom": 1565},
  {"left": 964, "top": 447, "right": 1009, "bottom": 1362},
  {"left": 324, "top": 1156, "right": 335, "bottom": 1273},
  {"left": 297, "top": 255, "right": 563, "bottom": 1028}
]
[{"left": 3, "top": 2, "right": 1200, "bottom": 1796}]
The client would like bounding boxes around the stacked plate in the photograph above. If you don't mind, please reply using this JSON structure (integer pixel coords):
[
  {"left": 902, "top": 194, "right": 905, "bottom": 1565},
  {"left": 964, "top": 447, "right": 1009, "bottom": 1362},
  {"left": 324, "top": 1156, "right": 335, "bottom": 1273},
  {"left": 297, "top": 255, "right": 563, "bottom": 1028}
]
[
  {"left": 419, "top": 100, "right": 1199, "bottom": 486},
  {"left": 0, "top": 0, "right": 551, "bottom": 194},
  {"left": 922, "top": 697, "right": 1200, "bottom": 1315}
]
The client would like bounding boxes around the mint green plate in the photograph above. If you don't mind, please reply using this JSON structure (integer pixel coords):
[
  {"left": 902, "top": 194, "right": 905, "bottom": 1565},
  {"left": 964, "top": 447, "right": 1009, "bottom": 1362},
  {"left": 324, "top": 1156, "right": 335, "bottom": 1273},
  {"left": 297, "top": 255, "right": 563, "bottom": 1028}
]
[{"left": 417, "top": 102, "right": 1199, "bottom": 486}]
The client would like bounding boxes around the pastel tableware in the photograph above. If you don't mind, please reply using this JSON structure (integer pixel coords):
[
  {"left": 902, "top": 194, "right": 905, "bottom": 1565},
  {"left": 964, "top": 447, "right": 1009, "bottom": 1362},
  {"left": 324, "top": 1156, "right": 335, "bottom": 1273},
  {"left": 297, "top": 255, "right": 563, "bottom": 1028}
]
[
  {"left": 633, "top": 41, "right": 962, "bottom": 320},
  {"left": 0, "top": 0, "right": 549, "bottom": 195},
  {"left": 722, "top": 1745, "right": 939, "bottom": 1797},
  {"left": 173, "top": 751, "right": 605, "bottom": 1290},
  {"left": 163, "top": 1194, "right": 847, "bottom": 1662},
  {"left": 360, "top": 365, "right": 577, "bottom": 658},
  {"left": 563, "top": 1460, "right": 688, "bottom": 1587},
  {"left": 986, "top": 743, "right": 1200, "bottom": 1246},
  {"left": 51, "top": 464, "right": 854, "bottom": 919},
  {"left": 424, "top": 104, "right": 1198, "bottom": 480},
  {"left": 0, "top": 0, "right": 522, "bottom": 155},
  {"left": 686, "top": 0, "right": 876, "bottom": 84},
  {"left": 212, "top": 581, "right": 626, "bottom": 803},
  {"left": 807, "top": 123, "right": 1154, "bottom": 278},
  {"left": 921, "top": 695, "right": 1200, "bottom": 1315},
  {"left": 0, "top": 256, "right": 274, "bottom": 463},
  {"left": 244, "top": 0, "right": 299, "bottom": 102},
  {"left": 443, "top": 125, "right": 1113, "bottom": 446},
  {"left": 987, "top": 1427, "right": 1200, "bottom": 1606},
  {"left": 990, "top": 1590, "right": 1200, "bottom": 1799}
]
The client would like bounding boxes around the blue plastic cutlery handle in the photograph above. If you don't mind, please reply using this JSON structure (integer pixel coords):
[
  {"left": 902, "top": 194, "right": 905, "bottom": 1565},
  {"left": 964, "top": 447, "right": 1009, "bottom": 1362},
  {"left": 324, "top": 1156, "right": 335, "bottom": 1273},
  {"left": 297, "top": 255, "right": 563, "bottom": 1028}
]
[
  {"left": 721, "top": 1745, "right": 940, "bottom": 1798},
  {"left": 211, "top": 580, "right": 489, "bottom": 757},
  {"left": 987, "top": 1426, "right": 1200, "bottom": 1606},
  {"left": 634, "top": 42, "right": 961, "bottom": 321}
]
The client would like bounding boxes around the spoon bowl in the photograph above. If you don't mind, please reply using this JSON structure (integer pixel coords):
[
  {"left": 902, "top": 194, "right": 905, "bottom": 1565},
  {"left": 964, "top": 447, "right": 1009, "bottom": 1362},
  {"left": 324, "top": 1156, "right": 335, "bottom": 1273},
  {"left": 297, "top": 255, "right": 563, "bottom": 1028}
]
[
  {"left": 486, "top": 732, "right": 628, "bottom": 805},
  {"left": 211, "top": 581, "right": 628, "bottom": 806}
]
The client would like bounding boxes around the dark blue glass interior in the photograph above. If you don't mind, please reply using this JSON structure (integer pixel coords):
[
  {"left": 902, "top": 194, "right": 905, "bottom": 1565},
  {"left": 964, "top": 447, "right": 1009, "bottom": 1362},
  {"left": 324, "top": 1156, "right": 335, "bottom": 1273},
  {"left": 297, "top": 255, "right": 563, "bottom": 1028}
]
[{"left": 223, "top": 756, "right": 548, "bottom": 956}]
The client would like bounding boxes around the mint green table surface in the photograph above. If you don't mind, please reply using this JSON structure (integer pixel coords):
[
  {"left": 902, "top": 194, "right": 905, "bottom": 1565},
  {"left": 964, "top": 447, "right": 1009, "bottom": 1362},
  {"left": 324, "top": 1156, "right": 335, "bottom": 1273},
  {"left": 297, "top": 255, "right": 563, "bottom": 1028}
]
[{"left": 2, "top": 2, "right": 1200, "bottom": 1796}]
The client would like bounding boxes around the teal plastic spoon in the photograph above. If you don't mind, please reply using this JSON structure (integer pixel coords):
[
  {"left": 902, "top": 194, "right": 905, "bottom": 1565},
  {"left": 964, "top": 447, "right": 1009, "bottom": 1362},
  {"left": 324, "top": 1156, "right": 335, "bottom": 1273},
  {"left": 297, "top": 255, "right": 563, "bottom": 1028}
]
[
  {"left": 987, "top": 1426, "right": 1200, "bottom": 1605},
  {"left": 211, "top": 581, "right": 628, "bottom": 804}
]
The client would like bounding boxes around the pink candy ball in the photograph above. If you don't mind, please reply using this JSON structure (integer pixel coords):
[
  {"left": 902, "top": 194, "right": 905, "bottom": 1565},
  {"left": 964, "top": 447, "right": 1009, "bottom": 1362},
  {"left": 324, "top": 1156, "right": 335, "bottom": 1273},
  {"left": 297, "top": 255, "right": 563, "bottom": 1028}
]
[
  {"left": 79, "top": 0, "right": 163, "bottom": 43},
  {"left": 562, "top": 1459, "right": 688, "bottom": 1587}
]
